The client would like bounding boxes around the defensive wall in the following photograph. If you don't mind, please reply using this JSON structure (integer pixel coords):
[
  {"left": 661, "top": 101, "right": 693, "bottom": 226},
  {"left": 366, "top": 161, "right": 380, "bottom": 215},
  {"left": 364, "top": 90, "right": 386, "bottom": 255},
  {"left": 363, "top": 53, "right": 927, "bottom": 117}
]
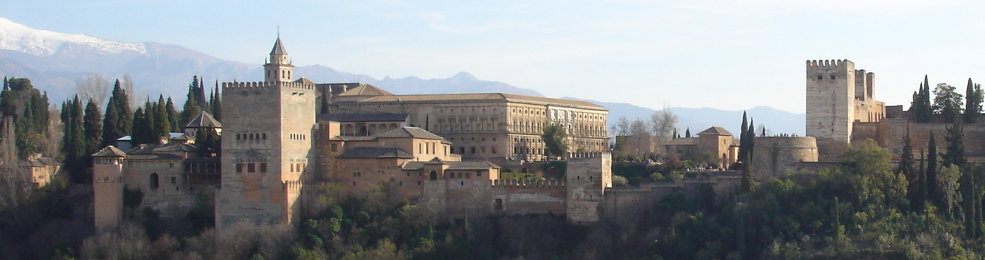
[
  {"left": 601, "top": 174, "right": 742, "bottom": 224},
  {"left": 750, "top": 137, "right": 819, "bottom": 181}
]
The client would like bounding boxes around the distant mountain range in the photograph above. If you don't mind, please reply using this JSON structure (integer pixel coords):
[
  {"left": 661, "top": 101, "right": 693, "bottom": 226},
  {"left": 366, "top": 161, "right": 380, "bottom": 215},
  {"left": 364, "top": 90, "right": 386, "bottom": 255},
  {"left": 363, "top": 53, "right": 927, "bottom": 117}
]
[{"left": 0, "top": 17, "right": 804, "bottom": 135}]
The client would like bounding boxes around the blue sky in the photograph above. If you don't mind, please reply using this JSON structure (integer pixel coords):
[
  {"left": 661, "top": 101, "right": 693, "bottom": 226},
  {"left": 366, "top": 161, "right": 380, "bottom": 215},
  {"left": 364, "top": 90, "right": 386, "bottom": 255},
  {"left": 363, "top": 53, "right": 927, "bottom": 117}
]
[{"left": 3, "top": 0, "right": 985, "bottom": 113}]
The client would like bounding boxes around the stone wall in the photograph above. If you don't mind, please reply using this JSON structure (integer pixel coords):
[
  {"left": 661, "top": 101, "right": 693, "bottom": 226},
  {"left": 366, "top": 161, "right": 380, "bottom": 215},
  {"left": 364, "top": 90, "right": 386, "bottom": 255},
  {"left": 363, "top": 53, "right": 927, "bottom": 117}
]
[
  {"left": 566, "top": 154, "right": 611, "bottom": 224},
  {"left": 880, "top": 118, "right": 985, "bottom": 161},
  {"left": 602, "top": 175, "right": 742, "bottom": 224},
  {"left": 750, "top": 137, "right": 819, "bottom": 181},
  {"left": 93, "top": 157, "right": 124, "bottom": 232}
]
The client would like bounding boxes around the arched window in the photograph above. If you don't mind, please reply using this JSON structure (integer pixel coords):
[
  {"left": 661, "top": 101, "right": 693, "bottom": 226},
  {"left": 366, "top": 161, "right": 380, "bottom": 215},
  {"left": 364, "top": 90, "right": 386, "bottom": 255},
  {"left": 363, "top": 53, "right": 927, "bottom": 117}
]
[
  {"left": 150, "top": 173, "right": 159, "bottom": 189},
  {"left": 429, "top": 170, "right": 437, "bottom": 180}
]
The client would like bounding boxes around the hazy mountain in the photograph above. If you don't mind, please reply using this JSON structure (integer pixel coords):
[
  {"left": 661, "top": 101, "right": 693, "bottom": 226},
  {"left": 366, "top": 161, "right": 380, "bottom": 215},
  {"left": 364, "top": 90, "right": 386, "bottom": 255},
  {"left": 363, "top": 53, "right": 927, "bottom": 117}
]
[
  {"left": 0, "top": 17, "right": 802, "bottom": 135},
  {"left": 570, "top": 98, "right": 806, "bottom": 136}
]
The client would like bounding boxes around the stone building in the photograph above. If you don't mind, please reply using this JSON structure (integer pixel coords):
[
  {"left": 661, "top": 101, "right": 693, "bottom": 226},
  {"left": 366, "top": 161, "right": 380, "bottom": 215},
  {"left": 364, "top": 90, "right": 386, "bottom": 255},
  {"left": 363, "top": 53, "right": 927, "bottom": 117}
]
[
  {"left": 805, "top": 59, "right": 886, "bottom": 159},
  {"left": 616, "top": 126, "right": 739, "bottom": 169}
]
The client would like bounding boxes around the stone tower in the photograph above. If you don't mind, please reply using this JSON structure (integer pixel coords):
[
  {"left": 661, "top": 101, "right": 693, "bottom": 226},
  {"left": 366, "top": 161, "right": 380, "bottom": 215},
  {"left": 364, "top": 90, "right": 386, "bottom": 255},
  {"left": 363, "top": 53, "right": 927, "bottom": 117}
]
[
  {"left": 92, "top": 146, "right": 126, "bottom": 232},
  {"left": 216, "top": 37, "right": 316, "bottom": 229},
  {"left": 805, "top": 59, "right": 856, "bottom": 144}
]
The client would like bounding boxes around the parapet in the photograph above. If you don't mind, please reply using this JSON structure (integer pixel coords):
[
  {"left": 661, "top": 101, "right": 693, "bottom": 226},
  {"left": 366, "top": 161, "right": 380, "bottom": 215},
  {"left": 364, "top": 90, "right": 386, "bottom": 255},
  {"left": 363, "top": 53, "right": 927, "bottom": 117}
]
[
  {"left": 492, "top": 179, "right": 566, "bottom": 188},
  {"left": 222, "top": 81, "right": 316, "bottom": 90},
  {"left": 806, "top": 59, "right": 854, "bottom": 69}
]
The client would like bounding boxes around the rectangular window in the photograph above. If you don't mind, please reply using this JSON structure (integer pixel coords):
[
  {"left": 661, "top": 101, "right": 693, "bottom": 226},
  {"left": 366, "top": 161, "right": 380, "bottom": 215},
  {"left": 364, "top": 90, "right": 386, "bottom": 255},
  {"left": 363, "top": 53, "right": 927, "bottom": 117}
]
[
  {"left": 170, "top": 176, "right": 176, "bottom": 184},
  {"left": 236, "top": 163, "right": 243, "bottom": 173},
  {"left": 331, "top": 143, "right": 338, "bottom": 152},
  {"left": 248, "top": 163, "right": 256, "bottom": 173},
  {"left": 260, "top": 163, "right": 267, "bottom": 172}
]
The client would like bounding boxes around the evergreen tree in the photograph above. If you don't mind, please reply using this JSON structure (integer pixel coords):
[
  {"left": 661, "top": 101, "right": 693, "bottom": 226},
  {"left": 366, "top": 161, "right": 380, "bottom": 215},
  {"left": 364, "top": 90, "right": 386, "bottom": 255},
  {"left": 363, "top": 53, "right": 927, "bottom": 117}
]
[
  {"left": 684, "top": 128, "right": 691, "bottom": 138},
  {"left": 101, "top": 80, "right": 132, "bottom": 147},
  {"left": 181, "top": 77, "right": 203, "bottom": 126},
  {"left": 155, "top": 95, "right": 170, "bottom": 138},
  {"left": 965, "top": 78, "right": 983, "bottom": 123},
  {"left": 746, "top": 118, "right": 755, "bottom": 157},
  {"left": 943, "top": 121, "right": 966, "bottom": 167},
  {"left": 738, "top": 111, "right": 749, "bottom": 163},
  {"left": 166, "top": 97, "right": 179, "bottom": 132},
  {"left": 928, "top": 134, "right": 939, "bottom": 208},
  {"left": 61, "top": 96, "right": 87, "bottom": 183},
  {"left": 900, "top": 129, "right": 920, "bottom": 210},
  {"left": 211, "top": 82, "right": 222, "bottom": 122},
  {"left": 131, "top": 107, "right": 148, "bottom": 145},
  {"left": 918, "top": 150, "right": 928, "bottom": 212},
  {"left": 83, "top": 100, "right": 102, "bottom": 154}
]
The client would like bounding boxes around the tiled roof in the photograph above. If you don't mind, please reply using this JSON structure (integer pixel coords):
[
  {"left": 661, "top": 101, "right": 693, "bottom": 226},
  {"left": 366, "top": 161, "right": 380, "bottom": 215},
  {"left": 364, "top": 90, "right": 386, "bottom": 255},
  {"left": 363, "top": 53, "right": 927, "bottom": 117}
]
[
  {"left": 92, "top": 146, "right": 126, "bottom": 157},
  {"left": 376, "top": 127, "right": 445, "bottom": 140},
  {"left": 329, "top": 136, "right": 377, "bottom": 141},
  {"left": 698, "top": 126, "right": 732, "bottom": 136},
  {"left": 447, "top": 161, "right": 500, "bottom": 170},
  {"left": 318, "top": 113, "right": 408, "bottom": 122},
  {"left": 337, "top": 147, "right": 414, "bottom": 159},
  {"left": 123, "top": 142, "right": 198, "bottom": 160},
  {"left": 185, "top": 111, "right": 222, "bottom": 128},
  {"left": 337, "top": 84, "right": 394, "bottom": 96},
  {"left": 352, "top": 93, "right": 605, "bottom": 109},
  {"left": 270, "top": 37, "right": 288, "bottom": 55}
]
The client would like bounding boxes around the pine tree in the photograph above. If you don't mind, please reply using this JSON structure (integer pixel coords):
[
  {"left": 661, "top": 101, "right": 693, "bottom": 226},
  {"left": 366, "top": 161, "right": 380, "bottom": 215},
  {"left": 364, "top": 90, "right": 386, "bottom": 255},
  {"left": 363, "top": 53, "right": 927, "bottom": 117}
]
[
  {"left": 83, "top": 100, "right": 102, "bottom": 154},
  {"left": 928, "top": 134, "right": 939, "bottom": 208}
]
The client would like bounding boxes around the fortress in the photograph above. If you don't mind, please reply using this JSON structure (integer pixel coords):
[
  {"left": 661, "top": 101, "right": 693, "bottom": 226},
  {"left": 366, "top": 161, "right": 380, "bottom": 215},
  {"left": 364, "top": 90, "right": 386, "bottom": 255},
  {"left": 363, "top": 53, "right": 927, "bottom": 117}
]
[
  {"left": 92, "top": 37, "right": 613, "bottom": 231},
  {"left": 91, "top": 38, "right": 975, "bottom": 233}
]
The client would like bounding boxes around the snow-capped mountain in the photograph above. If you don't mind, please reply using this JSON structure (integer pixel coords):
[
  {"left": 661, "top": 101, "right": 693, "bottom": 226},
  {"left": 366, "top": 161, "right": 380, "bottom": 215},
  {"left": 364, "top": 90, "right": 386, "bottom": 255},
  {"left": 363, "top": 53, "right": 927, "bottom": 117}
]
[{"left": 0, "top": 17, "right": 145, "bottom": 56}]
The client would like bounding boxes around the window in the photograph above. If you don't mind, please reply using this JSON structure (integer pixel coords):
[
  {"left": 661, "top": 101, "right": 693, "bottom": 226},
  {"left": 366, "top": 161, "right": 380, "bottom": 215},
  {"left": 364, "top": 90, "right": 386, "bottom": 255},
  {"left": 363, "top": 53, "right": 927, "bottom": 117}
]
[
  {"left": 150, "top": 173, "right": 159, "bottom": 189},
  {"left": 430, "top": 171, "right": 437, "bottom": 180},
  {"left": 476, "top": 171, "right": 482, "bottom": 177},
  {"left": 260, "top": 163, "right": 267, "bottom": 172},
  {"left": 170, "top": 176, "right": 176, "bottom": 185},
  {"left": 817, "top": 75, "right": 822, "bottom": 80},
  {"left": 236, "top": 163, "right": 244, "bottom": 173},
  {"left": 830, "top": 75, "right": 836, "bottom": 80},
  {"left": 248, "top": 163, "right": 256, "bottom": 172}
]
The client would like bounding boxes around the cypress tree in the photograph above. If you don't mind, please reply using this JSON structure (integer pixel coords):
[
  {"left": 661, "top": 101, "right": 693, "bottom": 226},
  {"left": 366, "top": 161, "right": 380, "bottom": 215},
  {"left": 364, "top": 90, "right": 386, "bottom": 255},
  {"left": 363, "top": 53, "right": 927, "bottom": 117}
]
[
  {"left": 83, "top": 100, "right": 102, "bottom": 154},
  {"left": 966, "top": 79, "right": 983, "bottom": 123},
  {"left": 900, "top": 129, "right": 919, "bottom": 210},
  {"left": 155, "top": 95, "right": 169, "bottom": 139},
  {"left": 918, "top": 150, "right": 928, "bottom": 212},
  {"left": 102, "top": 80, "right": 132, "bottom": 147},
  {"left": 739, "top": 111, "right": 749, "bottom": 163},
  {"left": 923, "top": 76, "right": 933, "bottom": 120},
  {"left": 211, "top": 82, "right": 221, "bottom": 121},
  {"left": 166, "top": 97, "right": 179, "bottom": 132},
  {"left": 685, "top": 128, "right": 691, "bottom": 138},
  {"left": 61, "top": 96, "right": 87, "bottom": 183},
  {"left": 928, "top": 134, "right": 939, "bottom": 207},
  {"left": 746, "top": 118, "right": 755, "bottom": 156},
  {"left": 181, "top": 77, "right": 203, "bottom": 126},
  {"left": 943, "top": 122, "right": 966, "bottom": 167},
  {"left": 132, "top": 107, "right": 147, "bottom": 145}
]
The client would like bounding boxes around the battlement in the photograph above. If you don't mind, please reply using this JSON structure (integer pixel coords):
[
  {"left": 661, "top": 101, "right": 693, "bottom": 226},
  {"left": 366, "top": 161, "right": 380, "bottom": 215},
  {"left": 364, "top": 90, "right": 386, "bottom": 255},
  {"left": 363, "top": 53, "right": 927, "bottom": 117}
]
[
  {"left": 492, "top": 179, "right": 566, "bottom": 188},
  {"left": 283, "top": 180, "right": 304, "bottom": 190},
  {"left": 222, "top": 81, "right": 315, "bottom": 90},
  {"left": 806, "top": 59, "right": 854, "bottom": 69}
]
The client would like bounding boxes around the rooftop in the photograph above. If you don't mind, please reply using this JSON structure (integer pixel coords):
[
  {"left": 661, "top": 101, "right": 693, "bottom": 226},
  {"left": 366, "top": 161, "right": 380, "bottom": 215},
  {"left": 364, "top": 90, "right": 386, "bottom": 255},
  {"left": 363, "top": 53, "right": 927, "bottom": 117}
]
[
  {"left": 185, "top": 111, "right": 222, "bottom": 128},
  {"left": 344, "top": 93, "right": 606, "bottom": 110},
  {"left": 698, "top": 126, "right": 732, "bottom": 136},
  {"left": 336, "top": 147, "right": 414, "bottom": 159},
  {"left": 318, "top": 112, "right": 408, "bottom": 123}
]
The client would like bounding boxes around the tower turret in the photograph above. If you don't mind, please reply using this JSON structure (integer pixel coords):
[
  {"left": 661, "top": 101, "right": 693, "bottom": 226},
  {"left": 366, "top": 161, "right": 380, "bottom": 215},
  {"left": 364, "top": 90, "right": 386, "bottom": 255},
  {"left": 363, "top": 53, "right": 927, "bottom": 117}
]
[{"left": 264, "top": 37, "right": 294, "bottom": 82}]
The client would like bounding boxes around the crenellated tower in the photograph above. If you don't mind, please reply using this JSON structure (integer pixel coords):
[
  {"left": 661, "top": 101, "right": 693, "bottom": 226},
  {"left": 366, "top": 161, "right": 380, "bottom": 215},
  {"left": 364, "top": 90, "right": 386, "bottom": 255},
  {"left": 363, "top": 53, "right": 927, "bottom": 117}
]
[
  {"left": 216, "top": 37, "right": 316, "bottom": 229},
  {"left": 806, "top": 59, "right": 856, "bottom": 144}
]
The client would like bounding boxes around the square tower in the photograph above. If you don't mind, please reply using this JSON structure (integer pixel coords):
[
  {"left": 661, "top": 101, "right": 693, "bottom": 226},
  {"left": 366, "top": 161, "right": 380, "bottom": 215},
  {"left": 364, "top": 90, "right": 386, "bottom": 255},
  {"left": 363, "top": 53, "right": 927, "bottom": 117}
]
[
  {"left": 216, "top": 38, "right": 317, "bottom": 229},
  {"left": 806, "top": 59, "right": 856, "bottom": 143}
]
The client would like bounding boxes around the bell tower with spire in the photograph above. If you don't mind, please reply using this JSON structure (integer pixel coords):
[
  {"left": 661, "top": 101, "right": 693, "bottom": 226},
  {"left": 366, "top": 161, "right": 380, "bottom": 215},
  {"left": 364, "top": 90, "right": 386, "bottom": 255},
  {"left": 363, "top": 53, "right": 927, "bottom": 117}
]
[{"left": 264, "top": 36, "right": 293, "bottom": 82}]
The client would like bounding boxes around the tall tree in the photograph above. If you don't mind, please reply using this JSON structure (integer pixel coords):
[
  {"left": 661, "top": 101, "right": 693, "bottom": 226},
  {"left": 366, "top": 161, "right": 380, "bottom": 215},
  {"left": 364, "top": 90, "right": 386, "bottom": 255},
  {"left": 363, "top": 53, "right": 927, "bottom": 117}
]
[
  {"left": 900, "top": 129, "right": 920, "bottom": 210},
  {"left": 541, "top": 123, "right": 568, "bottom": 159},
  {"left": 649, "top": 108, "right": 677, "bottom": 138},
  {"left": 933, "top": 83, "right": 964, "bottom": 123},
  {"left": 83, "top": 100, "right": 102, "bottom": 154},
  {"left": 943, "top": 122, "right": 966, "bottom": 167},
  {"left": 738, "top": 111, "right": 749, "bottom": 163},
  {"left": 131, "top": 107, "right": 148, "bottom": 145},
  {"left": 181, "top": 77, "right": 203, "bottom": 126},
  {"left": 965, "top": 78, "right": 983, "bottom": 123},
  {"left": 101, "top": 80, "right": 132, "bottom": 147},
  {"left": 61, "top": 96, "right": 87, "bottom": 183},
  {"left": 153, "top": 95, "right": 171, "bottom": 138},
  {"left": 165, "top": 97, "right": 179, "bottom": 132},
  {"left": 928, "top": 134, "right": 940, "bottom": 208},
  {"left": 211, "top": 82, "right": 221, "bottom": 121}
]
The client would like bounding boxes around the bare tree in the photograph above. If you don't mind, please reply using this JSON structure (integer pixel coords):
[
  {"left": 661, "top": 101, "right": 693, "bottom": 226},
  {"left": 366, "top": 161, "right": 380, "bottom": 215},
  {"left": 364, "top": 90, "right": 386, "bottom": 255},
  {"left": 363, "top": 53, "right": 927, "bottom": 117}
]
[
  {"left": 649, "top": 108, "right": 677, "bottom": 138},
  {"left": 43, "top": 107, "right": 62, "bottom": 159},
  {"left": 0, "top": 116, "right": 32, "bottom": 211},
  {"left": 120, "top": 74, "right": 138, "bottom": 112},
  {"left": 75, "top": 73, "right": 111, "bottom": 107},
  {"left": 611, "top": 116, "right": 630, "bottom": 136}
]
